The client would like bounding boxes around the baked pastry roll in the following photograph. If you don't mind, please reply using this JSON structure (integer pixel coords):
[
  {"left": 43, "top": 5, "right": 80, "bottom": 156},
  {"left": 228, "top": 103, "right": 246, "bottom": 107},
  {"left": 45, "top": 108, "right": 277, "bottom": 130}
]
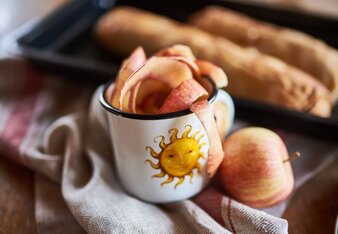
[
  {"left": 189, "top": 6, "right": 338, "bottom": 102},
  {"left": 95, "top": 7, "right": 332, "bottom": 117}
]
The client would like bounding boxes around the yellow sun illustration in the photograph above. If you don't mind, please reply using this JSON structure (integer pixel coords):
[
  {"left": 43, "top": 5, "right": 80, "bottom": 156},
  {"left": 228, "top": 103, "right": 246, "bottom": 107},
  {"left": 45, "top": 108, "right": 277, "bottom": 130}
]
[{"left": 145, "top": 125, "right": 206, "bottom": 189}]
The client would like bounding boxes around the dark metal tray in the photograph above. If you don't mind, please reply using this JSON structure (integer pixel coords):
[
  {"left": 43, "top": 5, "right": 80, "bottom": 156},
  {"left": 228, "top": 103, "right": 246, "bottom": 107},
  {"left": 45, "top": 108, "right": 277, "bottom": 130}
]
[{"left": 11, "top": 0, "right": 338, "bottom": 143}]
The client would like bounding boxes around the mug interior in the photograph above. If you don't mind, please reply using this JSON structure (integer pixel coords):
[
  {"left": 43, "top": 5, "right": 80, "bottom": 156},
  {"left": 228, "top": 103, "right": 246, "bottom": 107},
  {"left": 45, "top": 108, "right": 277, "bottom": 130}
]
[{"left": 99, "top": 76, "right": 217, "bottom": 120}]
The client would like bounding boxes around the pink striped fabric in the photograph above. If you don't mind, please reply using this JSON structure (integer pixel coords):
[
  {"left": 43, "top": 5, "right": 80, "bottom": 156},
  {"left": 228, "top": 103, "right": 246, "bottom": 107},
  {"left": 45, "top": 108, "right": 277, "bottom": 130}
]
[
  {"left": 0, "top": 65, "right": 44, "bottom": 163},
  {"left": 0, "top": 59, "right": 91, "bottom": 177},
  {"left": 193, "top": 186, "right": 225, "bottom": 226}
]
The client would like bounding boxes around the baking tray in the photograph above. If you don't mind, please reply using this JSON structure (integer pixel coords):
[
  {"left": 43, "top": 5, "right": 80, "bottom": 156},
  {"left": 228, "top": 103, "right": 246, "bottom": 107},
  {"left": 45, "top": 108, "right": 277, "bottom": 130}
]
[{"left": 9, "top": 0, "right": 338, "bottom": 143}]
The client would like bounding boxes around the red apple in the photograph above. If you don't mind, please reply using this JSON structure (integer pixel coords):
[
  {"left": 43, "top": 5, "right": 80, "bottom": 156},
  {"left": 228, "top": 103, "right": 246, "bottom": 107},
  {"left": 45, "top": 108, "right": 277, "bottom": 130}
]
[{"left": 219, "top": 127, "right": 298, "bottom": 208}]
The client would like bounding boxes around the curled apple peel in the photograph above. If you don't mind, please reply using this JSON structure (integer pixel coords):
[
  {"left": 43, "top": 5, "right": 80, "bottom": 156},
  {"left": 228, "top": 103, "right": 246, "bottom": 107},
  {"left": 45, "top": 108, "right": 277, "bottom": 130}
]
[
  {"left": 108, "top": 45, "right": 229, "bottom": 177},
  {"left": 158, "top": 78, "right": 208, "bottom": 114},
  {"left": 196, "top": 60, "right": 228, "bottom": 88},
  {"left": 155, "top": 44, "right": 196, "bottom": 59},
  {"left": 190, "top": 100, "right": 224, "bottom": 177},
  {"left": 119, "top": 56, "right": 193, "bottom": 112},
  {"left": 110, "top": 47, "right": 147, "bottom": 109}
]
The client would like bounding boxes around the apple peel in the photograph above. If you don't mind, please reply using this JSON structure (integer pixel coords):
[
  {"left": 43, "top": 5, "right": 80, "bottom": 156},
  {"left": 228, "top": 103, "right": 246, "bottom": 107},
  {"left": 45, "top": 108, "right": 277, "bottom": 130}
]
[
  {"left": 155, "top": 44, "right": 196, "bottom": 60},
  {"left": 129, "top": 82, "right": 142, "bottom": 113},
  {"left": 169, "top": 56, "right": 200, "bottom": 78},
  {"left": 110, "top": 47, "right": 146, "bottom": 109},
  {"left": 196, "top": 60, "right": 228, "bottom": 88},
  {"left": 119, "top": 56, "right": 193, "bottom": 111},
  {"left": 190, "top": 99, "right": 224, "bottom": 177},
  {"left": 158, "top": 78, "right": 208, "bottom": 114}
]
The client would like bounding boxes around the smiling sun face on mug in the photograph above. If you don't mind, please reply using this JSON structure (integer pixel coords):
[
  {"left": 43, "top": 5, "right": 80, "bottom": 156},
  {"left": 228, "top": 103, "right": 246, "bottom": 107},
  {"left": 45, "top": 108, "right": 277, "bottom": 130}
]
[{"left": 145, "top": 125, "right": 206, "bottom": 189}]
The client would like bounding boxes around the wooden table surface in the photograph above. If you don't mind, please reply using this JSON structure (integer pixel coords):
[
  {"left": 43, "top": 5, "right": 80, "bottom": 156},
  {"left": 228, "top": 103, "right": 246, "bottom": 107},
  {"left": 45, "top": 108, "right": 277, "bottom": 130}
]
[{"left": 0, "top": 0, "right": 337, "bottom": 233}]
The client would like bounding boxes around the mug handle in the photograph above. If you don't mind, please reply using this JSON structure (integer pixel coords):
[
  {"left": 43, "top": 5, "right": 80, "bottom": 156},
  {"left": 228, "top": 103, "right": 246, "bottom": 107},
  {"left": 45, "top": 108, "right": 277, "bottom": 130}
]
[{"left": 213, "top": 89, "right": 235, "bottom": 139}]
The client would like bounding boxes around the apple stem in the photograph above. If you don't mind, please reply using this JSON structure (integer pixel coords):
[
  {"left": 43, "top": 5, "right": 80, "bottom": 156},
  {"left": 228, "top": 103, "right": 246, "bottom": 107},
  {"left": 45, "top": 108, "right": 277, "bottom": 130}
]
[{"left": 283, "top": 152, "right": 301, "bottom": 163}]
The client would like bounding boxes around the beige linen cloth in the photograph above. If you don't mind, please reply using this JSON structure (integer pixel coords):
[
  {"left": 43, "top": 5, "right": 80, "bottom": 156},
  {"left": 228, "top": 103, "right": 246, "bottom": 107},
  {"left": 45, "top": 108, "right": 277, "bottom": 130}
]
[{"left": 0, "top": 58, "right": 337, "bottom": 233}]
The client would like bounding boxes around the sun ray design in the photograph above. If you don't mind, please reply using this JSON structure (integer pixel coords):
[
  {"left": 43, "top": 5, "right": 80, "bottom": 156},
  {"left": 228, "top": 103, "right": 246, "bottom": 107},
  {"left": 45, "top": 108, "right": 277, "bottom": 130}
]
[
  {"left": 161, "top": 176, "right": 174, "bottom": 187},
  {"left": 152, "top": 171, "right": 165, "bottom": 178},
  {"left": 154, "top": 135, "right": 167, "bottom": 149},
  {"left": 175, "top": 177, "right": 185, "bottom": 189},
  {"left": 188, "top": 172, "right": 194, "bottom": 183},
  {"left": 146, "top": 146, "right": 159, "bottom": 159},
  {"left": 169, "top": 128, "right": 178, "bottom": 142},
  {"left": 145, "top": 125, "right": 206, "bottom": 189},
  {"left": 182, "top": 125, "right": 192, "bottom": 138},
  {"left": 145, "top": 159, "right": 160, "bottom": 169},
  {"left": 195, "top": 163, "right": 202, "bottom": 173},
  {"left": 191, "top": 129, "right": 201, "bottom": 139}
]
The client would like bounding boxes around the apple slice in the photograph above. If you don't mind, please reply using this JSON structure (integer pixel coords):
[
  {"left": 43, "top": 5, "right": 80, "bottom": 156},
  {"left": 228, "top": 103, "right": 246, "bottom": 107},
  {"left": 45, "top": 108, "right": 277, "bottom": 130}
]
[
  {"left": 110, "top": 47, "right": 146, "bottom": 109},
  {"left": 118, "top": 56, "right": 193, "bottom": 111},
  {"left": 190, "top": 99, "right": 224, "bottom": 177},
  {"left": 158, "top": 78, "right": 208, "bottom": 114},
  {"left": 155, "top": 44, "right": 196, "bottom": 59},
  {"left": 196, "top": 60, "right": 228, "bottom": 88}
]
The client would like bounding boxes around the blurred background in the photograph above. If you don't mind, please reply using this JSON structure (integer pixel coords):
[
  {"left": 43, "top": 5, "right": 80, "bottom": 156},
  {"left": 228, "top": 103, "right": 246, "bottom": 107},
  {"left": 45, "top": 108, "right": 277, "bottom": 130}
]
[{"left": 1, "top": 0, "right": 338, "bottom": 40}]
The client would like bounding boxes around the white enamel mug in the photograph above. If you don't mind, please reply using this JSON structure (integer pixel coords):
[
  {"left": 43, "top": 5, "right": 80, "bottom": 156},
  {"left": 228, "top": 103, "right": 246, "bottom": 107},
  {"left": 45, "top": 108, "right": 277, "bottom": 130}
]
[{"left": 100, "top": 79, "right": 234, "bottom": 203}]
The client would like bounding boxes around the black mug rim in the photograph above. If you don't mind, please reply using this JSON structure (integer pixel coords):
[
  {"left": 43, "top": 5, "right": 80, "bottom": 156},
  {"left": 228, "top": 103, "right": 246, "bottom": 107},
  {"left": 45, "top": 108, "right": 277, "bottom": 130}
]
[{"left": 99, "top": 76, "right": 217, "bottom": 120}]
